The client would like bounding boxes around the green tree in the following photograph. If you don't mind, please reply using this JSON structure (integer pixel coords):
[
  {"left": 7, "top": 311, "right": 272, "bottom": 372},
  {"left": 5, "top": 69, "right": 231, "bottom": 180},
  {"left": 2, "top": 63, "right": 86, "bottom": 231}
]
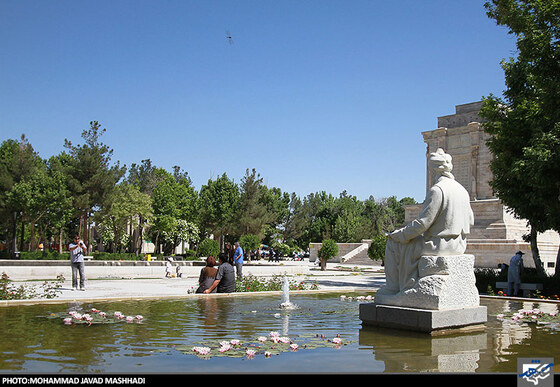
[
  {"left": 236, "top": 168, "right": 274, "bottom": 238},
  {"left": 149, "top": 168, "right": 199, "bottom": 254},
  {"left": 97, "top": 183, "right": 152, "bottom": 253},
  {"left": 0, "top": 135, "right": 44, "bottom": 253},
  {"left": 318, "top": 238, "right": 339, "bottom": 271},
  {"left": 62, "top": 122, "right": 125, "bottom": 247},
  {"left": 332, "top": 191, "right": 367, "bottom": 243},
  {"left": 481, "top": 0, "right": 560, "bottom": 277},
  {"left": 197, "top": 237, "right": 220, "bottom": 258},
  {"left": 239, "top": 233, "right": 261, "bottom": 253},
  {"left": 367, "top": 234, "right": 387, "bottom": 262},
  {"left": 283, "top": 193, "right": 308, "bottom": 249},
  {"left": 199, "top": 173, "right": 239, "bottom": 250},
  {"left": 7, "top": 167, "right": 73, "bottom": 252}
]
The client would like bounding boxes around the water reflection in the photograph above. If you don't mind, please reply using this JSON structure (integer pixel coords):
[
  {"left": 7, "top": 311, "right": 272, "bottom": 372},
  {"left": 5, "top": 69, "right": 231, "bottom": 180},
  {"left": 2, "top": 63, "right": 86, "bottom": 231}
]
[
  {"left": 0, "top": 295, "right": 558, "bottom": 373},
  {"left": 359, "top": 328, "right": 487, "bottom": 372},
  {"left": 357, "top": 298, "right": 559, "bottom": 373}
]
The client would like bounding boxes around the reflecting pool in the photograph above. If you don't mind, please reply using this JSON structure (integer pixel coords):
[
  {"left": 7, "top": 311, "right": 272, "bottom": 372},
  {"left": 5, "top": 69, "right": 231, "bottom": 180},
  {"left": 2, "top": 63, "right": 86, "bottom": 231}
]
[{"left": 0, "top": 293, "right": 558, "bottom": 373}]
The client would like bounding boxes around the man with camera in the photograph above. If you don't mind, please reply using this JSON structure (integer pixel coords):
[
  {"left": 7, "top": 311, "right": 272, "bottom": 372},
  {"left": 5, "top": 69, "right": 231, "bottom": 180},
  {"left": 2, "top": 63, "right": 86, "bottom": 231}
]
[{"left": 69, "top": 234, "right": 87, "bottom": 291}]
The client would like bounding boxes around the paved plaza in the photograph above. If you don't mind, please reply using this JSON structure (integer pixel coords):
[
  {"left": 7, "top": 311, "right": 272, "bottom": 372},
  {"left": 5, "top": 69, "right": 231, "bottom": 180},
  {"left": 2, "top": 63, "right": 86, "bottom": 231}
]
[{"left": 1, "top": 260, "right": 387, "bottom": 306}]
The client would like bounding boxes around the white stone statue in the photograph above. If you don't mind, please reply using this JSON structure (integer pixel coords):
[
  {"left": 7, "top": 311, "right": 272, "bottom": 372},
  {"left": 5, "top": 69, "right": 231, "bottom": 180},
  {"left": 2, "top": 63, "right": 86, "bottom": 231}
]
[{"left": 375, "top": 148, "right": 477, "bottom": 309}]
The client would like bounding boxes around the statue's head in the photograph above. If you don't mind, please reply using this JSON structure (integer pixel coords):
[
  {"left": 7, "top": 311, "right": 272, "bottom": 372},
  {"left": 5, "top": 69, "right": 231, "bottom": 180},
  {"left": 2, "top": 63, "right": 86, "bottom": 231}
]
[{"left": 428, "top": 148, "right": 453, "bottom": 175}]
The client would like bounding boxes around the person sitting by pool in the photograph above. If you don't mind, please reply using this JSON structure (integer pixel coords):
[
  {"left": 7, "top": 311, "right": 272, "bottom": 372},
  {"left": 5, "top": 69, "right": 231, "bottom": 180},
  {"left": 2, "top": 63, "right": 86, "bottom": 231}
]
[
  {"left": 203, "top": 253, "right": 236, "bottom": 294},
  {"left": 196, "top": 256, "right": 218, "bottom": 293}
]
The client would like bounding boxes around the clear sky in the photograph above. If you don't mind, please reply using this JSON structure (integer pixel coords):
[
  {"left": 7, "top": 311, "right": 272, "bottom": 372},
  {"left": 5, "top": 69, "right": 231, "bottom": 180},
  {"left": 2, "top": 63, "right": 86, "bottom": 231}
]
[{"left": 0, "top": 0, "right": 515, "bottom": 203}]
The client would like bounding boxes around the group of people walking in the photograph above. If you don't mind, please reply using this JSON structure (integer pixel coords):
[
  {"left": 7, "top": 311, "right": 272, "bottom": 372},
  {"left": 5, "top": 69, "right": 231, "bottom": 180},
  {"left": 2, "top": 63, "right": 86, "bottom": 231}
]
[{"left": 196, "top": 241, "right": 243, "bottom": 294}]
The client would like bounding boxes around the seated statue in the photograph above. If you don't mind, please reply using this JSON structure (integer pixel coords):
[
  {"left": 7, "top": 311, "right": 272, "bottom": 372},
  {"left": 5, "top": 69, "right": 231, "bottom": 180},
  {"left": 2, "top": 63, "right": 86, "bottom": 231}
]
[{"left": 375, "top": 148, "right": 475, "bottom": 308}]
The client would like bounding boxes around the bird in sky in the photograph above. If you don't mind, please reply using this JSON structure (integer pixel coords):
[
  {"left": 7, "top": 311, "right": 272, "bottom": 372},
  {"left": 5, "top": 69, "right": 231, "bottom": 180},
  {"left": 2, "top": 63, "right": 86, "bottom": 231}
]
[{"left": 226, "top": 30, "right": 234, "bottom": 45}]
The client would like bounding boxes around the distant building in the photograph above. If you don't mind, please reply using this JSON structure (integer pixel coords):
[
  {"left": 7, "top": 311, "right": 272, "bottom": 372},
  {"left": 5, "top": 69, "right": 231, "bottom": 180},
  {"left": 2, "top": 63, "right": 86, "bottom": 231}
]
[{"left": 405, "top": 102, "right": 559, "bottom": 273}]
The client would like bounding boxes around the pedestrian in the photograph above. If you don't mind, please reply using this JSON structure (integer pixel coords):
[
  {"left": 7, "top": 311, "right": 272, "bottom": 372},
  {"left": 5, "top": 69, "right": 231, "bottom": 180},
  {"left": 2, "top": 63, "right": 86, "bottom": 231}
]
[
  {"left": 225, "top": 242, "right": 234, "bottom": 264},
  {"left": 165, "top": 257, "right": 173, "bottom": 278},
  {"left": 233, "top": 241, "right": 243, "bottom": 279},
  {"left": 176, "top": 263, "right": 182, "bottom": 278},
  {"left": 69, "top": 234, "right": 87, "bottom": 291},
  {"left": 196, "top": 256, "right": 218, "bottom": 293},
  {"left": 204, "top": 253, "right": 236, "bottom": 293},
  {"left": 508, "top": 250, "right": 524, "bottom": 296}
]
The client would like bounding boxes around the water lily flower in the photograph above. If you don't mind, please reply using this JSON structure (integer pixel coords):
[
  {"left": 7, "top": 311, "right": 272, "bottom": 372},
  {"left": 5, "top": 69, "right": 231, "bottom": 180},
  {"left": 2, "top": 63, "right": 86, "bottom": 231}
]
[
  {"left": 332, "top": 337, "right": 342, "bottom": 344},
  {"left": 264, "top": 351, "right": 272, "bottom": 358},
  {"left": 289, "top": 343, "right": 298, "bottom": 351},
  {"left": 98, "top": 312, "right": 106, "bottom": 318},
  {"left": 83, "top": 314, "right": 93, "bottom": 322},
  {"left": 126, "top": 316, "right": 134, "bottom": 322},
  {"left": 219, "top": 344, "right": 231, "bottom": 353},
  {"left": 340, "top": 295, "right": 346, "bottom": 299},
  {"left": 114, "top": 311, "right": 123, "bottom": 318},
  {"left": 230, "top": 339, "right": 240, "bottom": 346},
  {"left": 135, "top": 315, "right": 143, "bottom": 320},
  {"left": 258, "top": 336, "right": 267, "bottom": 342},
  {"left": 497, "top": 314, "right": 504, "bottom": 319},
  {"left": 91, "top": 308, "right": 99, "bottom": 313},
  {"left": 279, "top": 337, "right": 290, "bottom": 344},
  {"left": 246, "top": 349, "right": 256, "bottom": 358},
  {"left": 269, "top": 331, "right": 280, "bottom": 337},
  {"left": 73, "top": 313, "right": 82, "bottom": 320},
  {"left": 63, "top": 318, "right": 72, "bottom": 325},
  {"left": 192, "top": 346, "right": 211, "bottom": 355}
]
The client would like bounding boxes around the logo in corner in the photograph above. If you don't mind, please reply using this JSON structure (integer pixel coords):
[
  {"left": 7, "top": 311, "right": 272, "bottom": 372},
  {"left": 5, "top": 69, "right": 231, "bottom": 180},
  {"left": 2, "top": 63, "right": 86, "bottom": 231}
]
[{"left": 518, "top": 358, "right": 554, "bottom": 387}]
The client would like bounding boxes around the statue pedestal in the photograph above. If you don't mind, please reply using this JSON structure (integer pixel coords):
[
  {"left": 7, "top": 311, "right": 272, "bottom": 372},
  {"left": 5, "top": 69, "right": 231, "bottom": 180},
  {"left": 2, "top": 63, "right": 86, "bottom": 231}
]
[
  {"left": 360, "top": 254, "right": 487, "bottom": 334},
  {"left": 359, "top": 304, "right": 487, "bottom": 335}
]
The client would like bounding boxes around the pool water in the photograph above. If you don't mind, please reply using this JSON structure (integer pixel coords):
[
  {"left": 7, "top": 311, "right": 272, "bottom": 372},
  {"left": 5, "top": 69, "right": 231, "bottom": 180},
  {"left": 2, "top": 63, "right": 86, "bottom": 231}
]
[{"left": 0, "top": 293, "right": 558, "bottom": 373}]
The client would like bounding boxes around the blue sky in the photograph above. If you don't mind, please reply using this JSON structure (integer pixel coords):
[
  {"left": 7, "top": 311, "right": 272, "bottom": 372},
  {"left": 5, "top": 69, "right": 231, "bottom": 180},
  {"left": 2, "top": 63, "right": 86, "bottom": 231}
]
[{"left": 0, "top": 0, "right": 516, "bottom": 203}]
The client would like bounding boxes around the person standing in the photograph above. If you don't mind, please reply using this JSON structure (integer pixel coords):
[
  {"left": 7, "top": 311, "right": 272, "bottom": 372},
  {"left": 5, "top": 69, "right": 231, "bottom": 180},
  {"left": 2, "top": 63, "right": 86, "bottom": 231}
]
[
  {"left": 508, "top": 250, "right": 525, "bottom": 296},
  {"left": 233, "top": 241, "right": 244, "bottom": 279},
  {"left": 69, "top": 234, "right": 87, "bottom": 291}
]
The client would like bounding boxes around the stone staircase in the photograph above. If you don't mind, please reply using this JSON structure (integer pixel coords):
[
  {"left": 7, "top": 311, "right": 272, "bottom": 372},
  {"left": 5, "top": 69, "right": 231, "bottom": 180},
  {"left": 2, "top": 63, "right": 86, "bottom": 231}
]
[
  {"left": 309, "top": 240, "right": 375, "bottom": 265},
  {"left": 341, "top": 241, "right": 373, "bottom": 266}
]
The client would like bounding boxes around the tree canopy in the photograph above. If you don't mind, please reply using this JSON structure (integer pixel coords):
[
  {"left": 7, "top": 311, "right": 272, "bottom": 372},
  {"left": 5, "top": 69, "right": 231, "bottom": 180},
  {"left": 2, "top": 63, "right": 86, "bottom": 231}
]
[
  {"left": 0, "top": 125, "right": 415, "bottom": 256},
  {"left": 480, "top": 0, "right": 560, "bottom": 276}
]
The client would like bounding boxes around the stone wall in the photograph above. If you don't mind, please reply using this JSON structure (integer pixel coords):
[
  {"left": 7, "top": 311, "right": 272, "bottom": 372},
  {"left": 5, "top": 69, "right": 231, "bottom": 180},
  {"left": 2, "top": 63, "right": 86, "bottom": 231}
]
[{"left": 0, "top": 260, "right": 309, "bottom": 281}]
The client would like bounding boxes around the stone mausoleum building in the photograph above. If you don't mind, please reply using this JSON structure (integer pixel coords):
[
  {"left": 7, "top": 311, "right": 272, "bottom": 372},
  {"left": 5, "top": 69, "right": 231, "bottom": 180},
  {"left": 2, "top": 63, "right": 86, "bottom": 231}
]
[{"left": 405, "top": 101, "right": 559, "bottom": 274}]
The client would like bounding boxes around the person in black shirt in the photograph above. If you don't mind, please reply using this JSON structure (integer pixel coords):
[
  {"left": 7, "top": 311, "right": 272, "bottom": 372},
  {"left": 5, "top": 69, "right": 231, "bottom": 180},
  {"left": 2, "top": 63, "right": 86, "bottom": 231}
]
[{"left": 203, "top": 253, "right": 236, "bottom": 293}]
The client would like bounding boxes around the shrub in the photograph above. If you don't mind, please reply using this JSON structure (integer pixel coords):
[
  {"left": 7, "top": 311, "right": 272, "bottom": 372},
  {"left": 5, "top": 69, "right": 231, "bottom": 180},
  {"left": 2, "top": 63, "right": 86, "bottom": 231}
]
[
  {"left": 1, "top": 272, "right": 64, "bottom": 300},
  {"left": 197, "top": 238, "right": 220, "bottom": 258},
  {"left": 235, "top": 274, "right": 318, "bottom": 292},
  {"left": 367, "top": 234, "right": 387, "bottom": 262}
]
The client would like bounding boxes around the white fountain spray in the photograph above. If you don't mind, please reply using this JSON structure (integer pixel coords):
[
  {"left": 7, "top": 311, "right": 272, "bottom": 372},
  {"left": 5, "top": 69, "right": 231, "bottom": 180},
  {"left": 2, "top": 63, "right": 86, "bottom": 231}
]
[{"left": 280, "top": 276, "right": 297, "bottom": 309}]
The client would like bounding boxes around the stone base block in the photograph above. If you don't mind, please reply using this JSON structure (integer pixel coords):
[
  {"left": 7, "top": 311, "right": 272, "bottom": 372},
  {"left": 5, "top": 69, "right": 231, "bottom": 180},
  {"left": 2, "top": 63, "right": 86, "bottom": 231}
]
[
  {"left": 359, "top": 303, "right": 487, "bottom": 335},
  {"left": 375, "top": 254, "right": 480, "bottom": 310}
]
